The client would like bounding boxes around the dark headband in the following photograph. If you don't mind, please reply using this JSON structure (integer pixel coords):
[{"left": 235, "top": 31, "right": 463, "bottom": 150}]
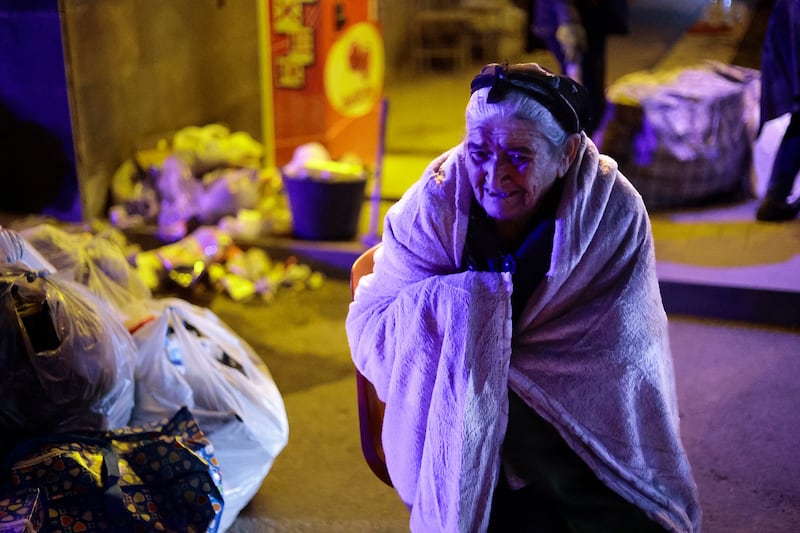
[{"left": 470, "top": 63, "right": 591, "bottom": 134}]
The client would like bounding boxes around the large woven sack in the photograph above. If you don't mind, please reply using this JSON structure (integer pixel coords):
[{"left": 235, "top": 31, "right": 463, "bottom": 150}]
[{"left": 601, "top": 63, "right": 759, "bottom": 208}]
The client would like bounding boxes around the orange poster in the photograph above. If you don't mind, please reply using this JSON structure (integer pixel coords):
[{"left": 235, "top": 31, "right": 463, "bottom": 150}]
[{"left": 260, "top": 0, "right": 384, "bottom": 169}]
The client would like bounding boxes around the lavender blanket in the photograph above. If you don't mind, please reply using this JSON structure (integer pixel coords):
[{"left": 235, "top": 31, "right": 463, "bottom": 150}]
[{"left": 346, "top": 135, "right": 701, "bottom": 532}]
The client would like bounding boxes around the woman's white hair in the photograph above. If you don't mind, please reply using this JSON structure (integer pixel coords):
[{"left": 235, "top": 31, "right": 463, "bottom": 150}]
[{"left": 465, "top": 87, "right": 570, "bottom": 148}]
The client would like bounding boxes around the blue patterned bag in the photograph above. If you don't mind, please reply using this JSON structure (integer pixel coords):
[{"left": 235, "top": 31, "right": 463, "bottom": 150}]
[{"left": 3, "top": 407, "right": 223, "bottom": 533}]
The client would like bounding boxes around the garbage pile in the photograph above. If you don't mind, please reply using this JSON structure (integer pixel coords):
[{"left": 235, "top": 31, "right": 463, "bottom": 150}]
[
  {"left": 108, "top": 123, "right": 292, "bottom": 243},
  {"left": 0, "top": 224, "right": 290, "bottom": 532},
  {"left": 132, "top": 224, "right": 326, "bottom": 302}
]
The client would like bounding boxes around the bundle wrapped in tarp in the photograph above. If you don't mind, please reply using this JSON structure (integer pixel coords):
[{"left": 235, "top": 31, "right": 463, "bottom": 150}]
[{"left": 601, "top": 62, "right": 759, "bottom": 208}]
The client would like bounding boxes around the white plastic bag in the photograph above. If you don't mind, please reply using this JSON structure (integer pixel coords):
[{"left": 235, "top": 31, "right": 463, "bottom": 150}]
[
  {"left": 131, "top": 297, "right": 289, "bottom": 532},
  {"left": 753, "top": 112, "right": 800, "bottom": 201}
]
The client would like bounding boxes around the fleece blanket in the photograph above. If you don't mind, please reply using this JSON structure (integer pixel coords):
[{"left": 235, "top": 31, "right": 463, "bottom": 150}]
[{"left": 346, "top": 134, "right": 702, "bottom": 533}]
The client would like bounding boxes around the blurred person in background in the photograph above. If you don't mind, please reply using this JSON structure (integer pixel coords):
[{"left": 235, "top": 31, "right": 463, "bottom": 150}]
[
  {"left": 527, "top": 0, "right": 629, "bottom": 138},
  {"left": 756, "top": 0, "right": 800, "bottom": 222}
]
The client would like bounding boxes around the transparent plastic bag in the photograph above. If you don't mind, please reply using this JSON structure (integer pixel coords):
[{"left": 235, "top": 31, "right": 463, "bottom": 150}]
[
  {"left": 0, "top": 267, "right": 137, "bottom": 453},
  {"left": 19, "top": 224, "right": 154, "bottom": 331},
  {"left": 0, "top": 226, "right": 56, "bottom": 272},
  {"left": 131, "top": 297, "right": 289, "bottom": 532}
]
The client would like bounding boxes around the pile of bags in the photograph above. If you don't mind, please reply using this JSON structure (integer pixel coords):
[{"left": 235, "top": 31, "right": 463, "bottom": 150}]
[{"left": 0, "top": 224, "right": 290, "bottom": 532}]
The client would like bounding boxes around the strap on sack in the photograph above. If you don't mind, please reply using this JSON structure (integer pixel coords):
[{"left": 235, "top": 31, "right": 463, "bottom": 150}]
[{"left": 100, "top": 445, "right": 128, "bottom": 524}]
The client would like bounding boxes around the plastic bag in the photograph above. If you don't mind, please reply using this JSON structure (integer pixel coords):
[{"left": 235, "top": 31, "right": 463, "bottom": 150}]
[
  {"left": 0, "top": 267, "right": 136, "bottom": 454},
  {"left": 172, "top": 124, "right": 264, "bottom": 172},
  {"left": 5, "top": 407, "right": 224, "bottom": 533},
  {"left": 156, "top": 155, "right": 205, "bottom": 241},
  {"left": 19, "top": 224, "right": 154, "bottom": 331},
  {"left": 130, "top": 297, "right": 289, "bottom": 532},
  {"left": 0, "top": 227, "right": 56, "bottom": 272},
  {"left": 198, "top": 167, "right": 262, "bottom": 224}
]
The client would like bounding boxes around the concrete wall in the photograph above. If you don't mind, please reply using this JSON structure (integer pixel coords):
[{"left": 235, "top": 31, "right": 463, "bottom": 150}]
[
  {"left": 0, "top": 0, "right": 81, "bottom": 220},
  {"left": 61, "top": 0, "right": 262, "bottom": 220}
]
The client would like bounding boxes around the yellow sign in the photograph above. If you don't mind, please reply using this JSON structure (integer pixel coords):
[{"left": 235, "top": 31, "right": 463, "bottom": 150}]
[
  {"left": 272, "top": 0, "right": 318, "bottom": 89},
  {"left": 323, "top": 22, "right": 384, "bottom": 118}
]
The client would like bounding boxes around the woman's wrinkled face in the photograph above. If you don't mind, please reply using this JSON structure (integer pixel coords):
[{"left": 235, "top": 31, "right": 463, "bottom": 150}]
[{"left": 465, "top": 115, "right": 568, "bottom": 225}]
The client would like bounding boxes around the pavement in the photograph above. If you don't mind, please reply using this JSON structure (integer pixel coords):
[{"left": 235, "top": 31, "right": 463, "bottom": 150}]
[{"left": 216, "top": 1, "right": 800, "bottom": 532}]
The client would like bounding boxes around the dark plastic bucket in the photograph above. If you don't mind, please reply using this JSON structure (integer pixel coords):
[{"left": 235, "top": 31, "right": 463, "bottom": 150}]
[{"left": 283, "top": 176, "right": 366, "bottom": 241}]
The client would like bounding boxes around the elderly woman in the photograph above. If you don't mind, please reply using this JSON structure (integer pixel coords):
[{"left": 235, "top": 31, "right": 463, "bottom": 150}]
[{"left": 346, "top": 63, "right": 701, "bottom": 532}]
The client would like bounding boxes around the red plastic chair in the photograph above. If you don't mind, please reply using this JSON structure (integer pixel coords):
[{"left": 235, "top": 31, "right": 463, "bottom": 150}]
[{"left": 350, "top": 244, "right": 392, "bottom": 487}]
